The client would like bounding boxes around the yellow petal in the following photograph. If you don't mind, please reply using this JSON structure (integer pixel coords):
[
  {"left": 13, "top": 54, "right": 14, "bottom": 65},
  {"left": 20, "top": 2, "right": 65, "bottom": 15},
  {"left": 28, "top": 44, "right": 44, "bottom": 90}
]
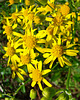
[
  {"left": 30, "top": 49, "right": 36, "bottom": 59},
  {"left": 38, "top": 82, "right": 43, "bottom": 90},
  {"left": 13, "top": 32, "right": 23, "bottom": 37},
  {"left": 29, "top": 74, "right": 32, "bottom": 78},
  {"left": 18, "top": 68, "right": 27, "bottom": 76},
  {"left": 58, "top": 57, "right": 64, "bottom": 67},
  {"left": 38, "top": 61, "right": 42, "bottom": 72},
  {"left": 27, "top": 64, "right": 35, "bottom": 73},
  {"left": 63, "top": 56, "right": 72, "bottom": 66},
  {"left": 44, "top": 55, "right": 53, "bottom": 64},
  {"left": 12, "top": 24, "right": 17, "bottom": 29},
  {"left": 49, "top": 60, "right": 54, "bottom": 69},
  {"left": 42, "top": 78, "right": 52, "bottom": 87},
  {"left": 66, "top": 44, "right": 75, "bottom": 48},
  {"left": 43, "top": 53, "right": 51, "bottom": 58},
  {"left": 42, "top": 69, "right": 51, "bottom": 75},
  {"left": 65, "top": 51, "right": 77, "bottom": 56},
  {"left": 58, "top": 34, "right": 61, "bottom": 45},
  {"left": 31, "top": 81, "right": 36, "bottom": 87},
  {"left": 12, "top": 71, "right": 15, "bottom": 79},
  {"left": 16, "top": 72, "right": 24, "bottom": 80},
  {"left": 37, "top": 39, "right": 46, "bottom": 43},
  {"left": 66, "top": 50, "right": 79, "bottom": 53},
  {"left": 13, "top": 54, "right": 20, "bottom": 62}
]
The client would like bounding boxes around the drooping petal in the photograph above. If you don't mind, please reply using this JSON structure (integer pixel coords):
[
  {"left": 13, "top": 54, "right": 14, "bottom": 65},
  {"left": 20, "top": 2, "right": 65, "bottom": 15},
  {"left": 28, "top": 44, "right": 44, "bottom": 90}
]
[
  {"left": 42, "top": 78, "right": 52, "bottom": 87},
  {"left": 58, "top": 57, "right": 64, "bottom": 67},
  {"left": 18, "top": 68, "right": 27, "bottom": 75},
  {"left": 31, "top": 81, "right": 36, "bottom": 87},
  {"left": 16, "top": 72, "right": 24, "bottom": 80},
  {"left": 12, "top": 71, "right": 15, "bottom": 79},
  {"left": 42, "top": 69, "right": 51, "bottom": 75},
  {"left": 38, "top": 61, "right": 42, "bottom": 72},
  {"left": 63, "top": 56, "right": 72, "bottom": 66},
  {"left": 43, "top": 55, "right": 53, "bottom": 64},
  {"left": 38, "top": 82, "right": 43, "bottom": 91}
]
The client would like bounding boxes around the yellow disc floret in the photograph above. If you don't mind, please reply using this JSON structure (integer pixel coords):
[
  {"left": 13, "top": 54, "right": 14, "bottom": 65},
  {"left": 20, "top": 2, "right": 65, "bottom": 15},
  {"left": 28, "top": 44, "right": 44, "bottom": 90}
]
[
  {"left": 32, "top": 69, "right": 42, "bottom": 82},
  {"left": 54, "top": 15, "right": 63, "bottom": 26},
  {"left": 23, "top": 35, "right": 36, "bottom": 49},
  {"left": 6, "top": 47, "right": 15, "bottom": 56},
  {"left": 21, "top": 54, "right": 30, "bottom": 65},
  {"left": 51, "top": 45, "right": 63, "bottom": 57},
  {"left": 5, "top": 26, "right": 12, "bottom": 35}
]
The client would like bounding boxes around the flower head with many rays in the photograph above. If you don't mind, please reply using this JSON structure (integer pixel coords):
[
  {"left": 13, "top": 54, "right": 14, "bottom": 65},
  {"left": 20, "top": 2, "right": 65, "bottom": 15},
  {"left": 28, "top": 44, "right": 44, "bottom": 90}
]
[
  {"left": 28, "top": 61, "right": 52, "bottom": 90},
  {"left": 3, "top": 40, "right": 23, "bottom": 65},
  {"left": 43, "top": 35, "right": 79, "bottom": 68}
]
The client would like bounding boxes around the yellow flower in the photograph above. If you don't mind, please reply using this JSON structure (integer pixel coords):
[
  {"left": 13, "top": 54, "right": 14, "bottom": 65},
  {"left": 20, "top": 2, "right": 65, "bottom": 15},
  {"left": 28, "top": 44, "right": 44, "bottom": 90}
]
[
  {"left": 3, "top": 40, "right": 23, "bottom": 65},
  {"left": 10, "top": 62, "right": 27, "bottom": 80},
  {"left": 13, "top": 27, "right": 46, "bottom": 58},
  {"left": 28, "top": 61, "right": 52, "bottom": 90},
  {"left": 18, "top": 50, "right": 39, "bottom": 66},
  {"left": 43, "top": 35, "right": 79, "bottom": 68},
  {"left": 6, "top": 6, "right": 22, "bottom": 24},
  {"left": 3, "top": 18, "right": 17, "bottom": 39}
]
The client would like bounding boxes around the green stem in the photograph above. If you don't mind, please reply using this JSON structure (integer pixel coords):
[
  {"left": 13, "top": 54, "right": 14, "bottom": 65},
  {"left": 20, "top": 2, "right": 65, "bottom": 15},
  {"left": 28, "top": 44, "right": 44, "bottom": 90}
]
[
  {"left": 66, "top": 68, "right": 71, "bottom": 90},
  {"left": 51, "top": 62, "right": 59, "bottom": 70},
  {"left": 14, "top": 78, "right": 31, "bottom": 96}
]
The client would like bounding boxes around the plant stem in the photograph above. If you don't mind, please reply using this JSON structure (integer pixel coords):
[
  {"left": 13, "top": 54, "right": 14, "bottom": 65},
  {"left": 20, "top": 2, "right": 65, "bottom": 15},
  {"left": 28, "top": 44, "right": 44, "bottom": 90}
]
[
  {"left": 51, "top": 62, "right": 59, "bottom": 70},
  {"left": 66, "top": 68, "right": 71, "bottom": 90},
  {"left": 14, "top": 78, "right": 31, "bottom": 96}
]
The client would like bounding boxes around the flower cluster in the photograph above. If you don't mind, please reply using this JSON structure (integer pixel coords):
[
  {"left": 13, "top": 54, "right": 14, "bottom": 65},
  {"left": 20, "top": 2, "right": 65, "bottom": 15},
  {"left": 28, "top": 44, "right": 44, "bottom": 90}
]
[{"left": 2, "top": 0, "right": 79, "bottom": 90}]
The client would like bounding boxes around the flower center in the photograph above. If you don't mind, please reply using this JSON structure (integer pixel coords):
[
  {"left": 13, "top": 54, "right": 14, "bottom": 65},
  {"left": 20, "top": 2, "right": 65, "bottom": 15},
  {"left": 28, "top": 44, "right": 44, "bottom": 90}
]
[
  {"left": 12, "top": 13, "right": 17, "bottom": 20},
  {"left": 28, "top": 12, "right": 34, "bottom": 21},
  {"left": 54, "top": 15, "right": 63, "bottom": 26},
  {"left": 5, "top": 26, "right": 12, "bottom": 35},
  {"left": 23, "top": 35, "right": 36, "bottom": 49},
  {"left": 6, "top": 47, "right": 15, "bottom": 56},
  {"left": 20, "top": 54, "right": 30, "bottom": 65},
  {"left": 51, "top": 45, "right": 63, "bottom": 57},
  {"left": 32, "top": 69, "right": 42, "bottom": 82}
]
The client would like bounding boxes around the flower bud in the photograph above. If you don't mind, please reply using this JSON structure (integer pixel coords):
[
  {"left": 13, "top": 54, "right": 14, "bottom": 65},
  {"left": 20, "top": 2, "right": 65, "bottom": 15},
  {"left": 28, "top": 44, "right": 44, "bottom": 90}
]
[
  {"left": 57, "top": 93, "right": 69, "bottom": 100},
  {"left": 42, "top": 87, "right": 56, "bottom": 98},
  {"left": 30, "top": 89, "right": 37, "bottom": 99},
  {"left": 41, "top": 97, "right": 52, "bottom": 100},
  {"left": 38, "top": 0, "right": 47, "bottom": 5}
]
